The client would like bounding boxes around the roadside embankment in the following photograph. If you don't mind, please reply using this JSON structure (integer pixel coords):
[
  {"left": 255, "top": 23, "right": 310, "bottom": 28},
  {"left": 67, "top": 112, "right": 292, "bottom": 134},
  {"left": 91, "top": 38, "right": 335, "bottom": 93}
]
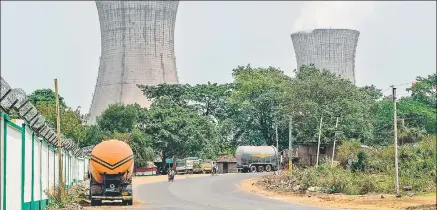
[{"left": 240, "top": 177, "right": 436, "bottom": 210}]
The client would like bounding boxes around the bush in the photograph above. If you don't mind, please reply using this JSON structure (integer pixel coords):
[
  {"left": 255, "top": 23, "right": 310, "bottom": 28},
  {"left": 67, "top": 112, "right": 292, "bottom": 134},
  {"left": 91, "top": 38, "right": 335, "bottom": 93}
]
[
  {"left": 45, "top": 181, "right": 88, "bottom": 209},
  {"left": 336, "top": 140, "right": 361, "bottom": 166},
  {"left": 260, "top": 135, "right": 436, "bottom": 195}
]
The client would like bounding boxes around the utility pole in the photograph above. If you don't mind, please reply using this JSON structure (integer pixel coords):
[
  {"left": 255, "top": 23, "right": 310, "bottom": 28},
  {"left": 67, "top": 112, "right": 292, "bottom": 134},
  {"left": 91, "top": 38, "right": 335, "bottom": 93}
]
[
  {"left": 331, "top": 117, "right": 339, "bottom": 167},
  {"left": 316, "top": 116, "right": 323, "bottom": 167},
  {"left": 55, "top": 79, "right": 64, "bottom": 199},
  {"left": 275, "top": 123, "right": 279, "bottom": 175},
  {"left": 288, "top": 115, "right": 293, "bottom": 176},
  {"left": 392, "top": 86, "right": 400, "bottom": 197}
]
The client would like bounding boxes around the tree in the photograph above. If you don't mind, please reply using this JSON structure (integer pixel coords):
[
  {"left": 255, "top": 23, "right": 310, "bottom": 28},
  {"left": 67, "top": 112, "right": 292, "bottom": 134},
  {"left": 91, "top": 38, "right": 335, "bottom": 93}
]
[
  {"left": 28, "top": 88, "right": 67, "bottom": 109},
  {"left": 287, "top": 65, "right": 374, "bottom": 144},
  {"left": 227, "top": 64, "right": 293, "bottom": 147},
  {"left": 407, "top": 73, "right": 436, "bottom": 107},
  {"left": 137, "top": 84, "right": 191, "bottom": 106},
  {"left": 97, "top": 103, "right": 147, "bottom": 133},
  {"left": 79, "top": 124, "right": 108, "bottom": 147},
  {"left": 187, "top": 82, "right": 232, "bottom": 121},
  {"left": 28, "top": 88, "right": 84, "bottom": 143},
  {"left": 370, "top": 93, "right": 436, "bottom": 146},
  {"left": 142, "top": 99, "right": 219, "bottom": 162},
  {"left": 360, "top": 85, "right": 383, "bottom": 100}
]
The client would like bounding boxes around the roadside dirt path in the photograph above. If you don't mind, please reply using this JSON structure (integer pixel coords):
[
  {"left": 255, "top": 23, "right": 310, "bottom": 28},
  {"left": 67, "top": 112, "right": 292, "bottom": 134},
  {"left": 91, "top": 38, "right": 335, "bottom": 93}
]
[
  {"left": 83, "top": 174, "right": 210, "bottom": 210},
  {"left": 240, "top": 177, "right": 436, "bottom": 210}
]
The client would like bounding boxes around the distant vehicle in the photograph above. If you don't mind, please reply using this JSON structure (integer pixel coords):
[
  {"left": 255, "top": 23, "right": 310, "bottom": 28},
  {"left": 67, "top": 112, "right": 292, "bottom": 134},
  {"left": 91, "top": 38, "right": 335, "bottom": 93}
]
[
  {"left": 88, "top": 140, "right": 133, "bottom": 206},
  {"left": 236, "top": 146, "right": 279, "bottom": 173},
  {"left": 193, "top": 159, "right": 213, "bottom": 174}
]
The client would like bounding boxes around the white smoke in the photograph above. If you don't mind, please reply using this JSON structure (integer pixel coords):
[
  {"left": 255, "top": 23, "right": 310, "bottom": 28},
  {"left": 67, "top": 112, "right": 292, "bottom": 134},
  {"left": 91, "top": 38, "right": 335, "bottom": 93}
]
[{"left": 293, "top": 1, "right": 375, "bottom": 32}]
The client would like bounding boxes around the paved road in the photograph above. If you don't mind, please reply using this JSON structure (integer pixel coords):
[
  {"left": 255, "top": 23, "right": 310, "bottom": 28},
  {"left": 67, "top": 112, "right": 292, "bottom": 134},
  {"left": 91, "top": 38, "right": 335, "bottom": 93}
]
[{"left": 135, "top": 173, "right": 326, "bottom": 210}]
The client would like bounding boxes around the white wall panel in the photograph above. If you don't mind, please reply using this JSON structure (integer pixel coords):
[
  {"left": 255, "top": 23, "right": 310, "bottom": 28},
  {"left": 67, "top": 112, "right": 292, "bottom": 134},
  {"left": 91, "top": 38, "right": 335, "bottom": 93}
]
[
  {"left": 5, "top": 125, "right": 22, "bottom": 210},
  {"left": 41, "top": 143, "right": 49, "bottom": 200},
  {"left": 24, "top": 128, "right": 32, "bottom": 203},
  {"left": 33, "top": 139, "right": 41, "bottom": 201}
]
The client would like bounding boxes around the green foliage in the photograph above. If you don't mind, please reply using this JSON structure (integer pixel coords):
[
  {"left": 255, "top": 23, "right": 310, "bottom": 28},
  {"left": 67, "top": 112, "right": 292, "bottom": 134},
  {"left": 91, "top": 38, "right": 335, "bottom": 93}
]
[
  {"left": 188, "top": 82, "right": 233, "bottom": 121},
  {"left": 407, "top": 73, "right": 436, "bottom": 107},
  {"left": 138, "top": 83, "right": 191, "bottom": 106},
  {"left": 29, "top": 88, "right": 67, "bottom": 109},
  {"left": 228, "top": 64, "right": 292, "bottom": 147},
  {"left": 360, "top": 85, "right": 383, "bottom": 100},
  {"left": 28, "top": 89, "right": 84, "bottom": 144},
  {"left": 142, "top": 99, "right": 219, "bottom": 161},
  {"left": 287, "top": 65, "right": 374, "bottom": 144},
  {"left": 97, "top": 103, "right": 147, "bottom": 133},
  {"left": 371, "top": 96, "right": 436, "bottom": 146},
  {"left": 351, "top": 150, "right": 368, "bottom": 172},
  {"left": 336, "top": 140, "right": 361, "bottom": 166}
]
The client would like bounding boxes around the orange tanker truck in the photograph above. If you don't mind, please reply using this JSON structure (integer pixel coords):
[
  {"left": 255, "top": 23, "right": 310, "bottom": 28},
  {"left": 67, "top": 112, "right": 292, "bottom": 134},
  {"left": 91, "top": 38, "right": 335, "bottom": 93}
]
[{"left": 88, "top": 139, "right": 134, "bottom": 206}]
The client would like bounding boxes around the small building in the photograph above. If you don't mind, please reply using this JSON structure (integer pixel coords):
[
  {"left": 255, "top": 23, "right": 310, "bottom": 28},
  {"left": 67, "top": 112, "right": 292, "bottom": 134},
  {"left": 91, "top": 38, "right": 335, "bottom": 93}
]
[
  {"left": 216, "top": 154, "right": 238, "bottom": 174},
  {"left": 281, "top": 142, "right": 336, "bottom": 167}
]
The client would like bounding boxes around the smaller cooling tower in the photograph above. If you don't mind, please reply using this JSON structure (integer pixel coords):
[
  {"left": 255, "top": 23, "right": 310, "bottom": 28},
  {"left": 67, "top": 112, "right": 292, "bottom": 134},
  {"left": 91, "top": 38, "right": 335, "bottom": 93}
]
[{"left": 291, "top": 29, "right": 360, "bottom": 84}]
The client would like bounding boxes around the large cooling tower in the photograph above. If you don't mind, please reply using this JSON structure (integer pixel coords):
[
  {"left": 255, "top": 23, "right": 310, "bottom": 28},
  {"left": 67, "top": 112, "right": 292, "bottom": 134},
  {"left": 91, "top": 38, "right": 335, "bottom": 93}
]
[
  {"left": 88, "top": 1, "right": 179, "bottom": 124},
  {"left": 291, "top": 29, "right": 360, "bottom": 84}
]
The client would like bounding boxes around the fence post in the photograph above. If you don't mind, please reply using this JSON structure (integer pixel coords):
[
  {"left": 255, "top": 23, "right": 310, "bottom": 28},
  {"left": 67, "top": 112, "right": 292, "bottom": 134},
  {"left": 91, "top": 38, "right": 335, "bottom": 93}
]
[
  {"left": 2, "top": 116, "right": 8, "bottom": 210},
  {"left": 31, "top": 130, "right": 35, "bottom": 210},
  {"left": 21, "top": 123, "right": 25, "bottom": 210}
]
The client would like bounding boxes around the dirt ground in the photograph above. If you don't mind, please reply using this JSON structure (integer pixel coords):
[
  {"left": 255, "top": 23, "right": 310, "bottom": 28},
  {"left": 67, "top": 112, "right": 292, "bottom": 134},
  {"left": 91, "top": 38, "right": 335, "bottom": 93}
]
[
  {"left": 240, "top": 177, "right": 437, "bottom": 210},
  {"left": 83, "top": 174, "right": 210, "bottom": 210}
]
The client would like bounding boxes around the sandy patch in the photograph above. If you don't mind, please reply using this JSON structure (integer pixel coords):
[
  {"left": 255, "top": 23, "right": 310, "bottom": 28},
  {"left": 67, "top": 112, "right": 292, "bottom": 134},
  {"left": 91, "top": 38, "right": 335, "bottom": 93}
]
[{"left": 240, "top": 177, "right": 436, "bottom": 210}]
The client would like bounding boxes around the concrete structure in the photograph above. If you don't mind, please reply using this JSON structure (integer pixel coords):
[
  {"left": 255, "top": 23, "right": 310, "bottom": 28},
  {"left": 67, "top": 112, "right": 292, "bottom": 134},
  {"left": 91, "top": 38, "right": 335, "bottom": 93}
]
[
  {"left": 291, "top": 29, "right": 360, "bottom": 84},
  {"left": 88, "top": 1, "right": 180, "bottom": 124}
]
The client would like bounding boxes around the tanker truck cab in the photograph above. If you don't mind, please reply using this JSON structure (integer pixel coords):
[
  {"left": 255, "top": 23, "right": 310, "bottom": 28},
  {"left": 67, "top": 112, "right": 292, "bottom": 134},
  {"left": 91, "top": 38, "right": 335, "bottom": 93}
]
[{"left": 89, "top": 140, "right": 134, "bottom": 206}]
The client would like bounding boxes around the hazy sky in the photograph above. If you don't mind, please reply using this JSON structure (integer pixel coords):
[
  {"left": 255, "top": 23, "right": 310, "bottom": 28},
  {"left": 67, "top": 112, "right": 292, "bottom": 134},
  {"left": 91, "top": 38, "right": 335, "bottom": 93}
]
[{"left": 1, "top": 1, "right": 436, "bottom": 113}]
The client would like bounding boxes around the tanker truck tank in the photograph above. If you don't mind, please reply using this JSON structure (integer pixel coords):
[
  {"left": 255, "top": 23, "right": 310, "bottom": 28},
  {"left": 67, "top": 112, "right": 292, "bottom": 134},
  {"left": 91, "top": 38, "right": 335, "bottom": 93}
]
[
  {"left": 88, "top": 139, "right": 134, "bottom": 206},
  {"left": 235, "top": 146, "right": 279, "bottom": 173}
]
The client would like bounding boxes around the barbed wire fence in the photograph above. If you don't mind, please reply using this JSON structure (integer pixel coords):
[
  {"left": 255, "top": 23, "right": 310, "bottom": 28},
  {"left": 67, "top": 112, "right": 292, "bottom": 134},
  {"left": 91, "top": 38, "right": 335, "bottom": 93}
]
[{"left": 0, "top": 76, "right": 84, "bottom": 157}]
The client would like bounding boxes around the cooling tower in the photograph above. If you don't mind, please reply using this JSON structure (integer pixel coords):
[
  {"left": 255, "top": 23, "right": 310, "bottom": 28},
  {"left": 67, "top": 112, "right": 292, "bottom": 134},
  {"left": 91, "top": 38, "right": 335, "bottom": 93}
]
[
  {"left": 88, "top": 1, "right": 179, "bottom": 124},
  {"left": 291, "top": 29, "right": 360, "bottom": 84}
]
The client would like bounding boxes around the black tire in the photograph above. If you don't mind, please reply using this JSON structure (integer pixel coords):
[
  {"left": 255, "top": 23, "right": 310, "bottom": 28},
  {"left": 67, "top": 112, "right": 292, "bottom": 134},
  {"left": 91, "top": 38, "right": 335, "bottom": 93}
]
[
  {"left": 122, "top": 199, "right": 133, "bottom": 205},
  {"left": 265, "top": 165, "right": 272, "bottom": 172},
  {"left": 250, "top": 165, "right": 257, "bottom": 173},
  {"left": 258, "top": 165, "right": 264, "bottom": 172},
  {"left": 91, "top": 199, "right": 101, "bottom": 206}
]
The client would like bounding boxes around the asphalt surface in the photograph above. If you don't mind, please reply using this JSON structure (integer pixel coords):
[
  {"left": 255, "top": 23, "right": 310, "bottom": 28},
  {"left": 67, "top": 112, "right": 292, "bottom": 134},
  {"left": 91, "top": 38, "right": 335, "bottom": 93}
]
[{"left": 135, "top": 173, "right": 326, "bottom": 210}]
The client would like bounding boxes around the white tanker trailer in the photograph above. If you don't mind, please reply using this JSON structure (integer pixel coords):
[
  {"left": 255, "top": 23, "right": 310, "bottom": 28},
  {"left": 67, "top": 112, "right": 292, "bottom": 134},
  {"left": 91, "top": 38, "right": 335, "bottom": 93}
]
[{"left": 235, "top": 146, "right": 279, "bottom": 173}]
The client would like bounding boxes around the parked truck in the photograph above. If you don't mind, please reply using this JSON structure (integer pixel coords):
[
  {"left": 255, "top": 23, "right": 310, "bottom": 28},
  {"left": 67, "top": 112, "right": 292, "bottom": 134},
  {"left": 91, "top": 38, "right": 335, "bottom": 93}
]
[
  {"left": 236, "top": 146, "right": 279, "bottom": 172},
  {"left": 193, "top": 159, "right": 213, "bottom": 174},
  {"left": 88, "top": 139, "right": 134, "bottom": 206}
]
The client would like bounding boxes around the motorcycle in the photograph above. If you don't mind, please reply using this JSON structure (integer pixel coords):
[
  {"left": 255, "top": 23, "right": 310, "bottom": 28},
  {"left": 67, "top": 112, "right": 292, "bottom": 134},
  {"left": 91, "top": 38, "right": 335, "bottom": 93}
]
[{"left": 168, "top": 170, "right": 175, "bottom": 182}]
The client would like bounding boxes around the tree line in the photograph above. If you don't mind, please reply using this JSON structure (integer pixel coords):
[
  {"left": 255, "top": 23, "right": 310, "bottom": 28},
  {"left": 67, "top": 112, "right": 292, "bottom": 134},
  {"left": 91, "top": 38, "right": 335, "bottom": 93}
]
[{"left": 22, "top": 64, "right": 436, "bottom": 167}]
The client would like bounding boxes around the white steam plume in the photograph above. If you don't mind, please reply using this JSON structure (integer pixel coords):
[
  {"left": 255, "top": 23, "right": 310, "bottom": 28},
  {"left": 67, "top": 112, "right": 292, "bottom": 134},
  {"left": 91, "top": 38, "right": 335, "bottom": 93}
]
[{"left": 293, "top": 1, "right": 375, "bottom": 32}]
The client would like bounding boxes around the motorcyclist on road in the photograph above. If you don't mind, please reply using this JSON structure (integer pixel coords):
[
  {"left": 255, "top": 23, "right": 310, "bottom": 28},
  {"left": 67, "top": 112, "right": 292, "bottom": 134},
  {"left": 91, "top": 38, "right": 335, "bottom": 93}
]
[{"left": 168, "top": 168, "right": 175, "bottom": 182}]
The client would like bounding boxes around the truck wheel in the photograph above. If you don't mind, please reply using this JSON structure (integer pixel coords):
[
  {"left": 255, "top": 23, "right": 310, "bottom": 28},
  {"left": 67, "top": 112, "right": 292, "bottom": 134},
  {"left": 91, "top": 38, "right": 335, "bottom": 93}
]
[
  {"left": 250, "top": 166, "right": 257, "bottom": 173},
  {"left": 91, "top": 199, "right": 101, "bottom": 206},
  {"left": 265, "top": 165, "right": 272, "bottom": 172},
  {"left": 258, "top": 166, "right": 264, "bottom": 172},
  {"left": 122, "top": 200, "right": 133, "bottom": 205}
]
